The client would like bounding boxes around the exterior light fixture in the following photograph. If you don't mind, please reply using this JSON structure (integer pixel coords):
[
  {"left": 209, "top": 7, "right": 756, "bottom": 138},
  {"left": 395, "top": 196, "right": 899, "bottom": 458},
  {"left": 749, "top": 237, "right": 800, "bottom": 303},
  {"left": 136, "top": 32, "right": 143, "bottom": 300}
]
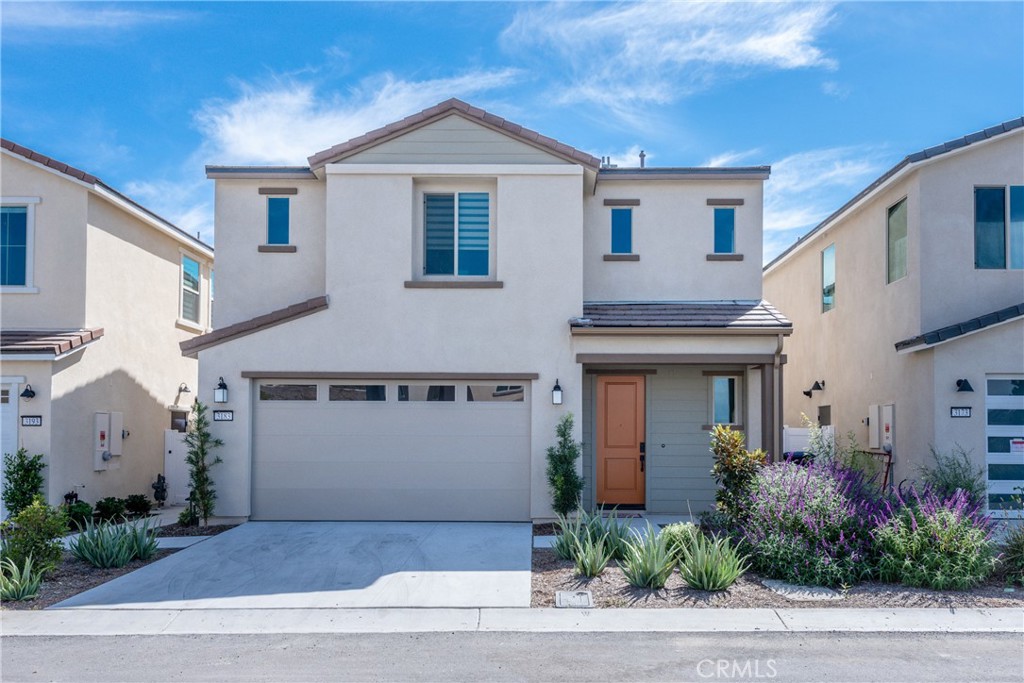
[
  {"left": 552, "top": 379, "right": 563, "bottom": 405},
  {"left": 178, "top": 383, "right": 191, "bottom": 394},
  {"left": 802, "top": 380, "right": 825, "bottom": 398},
  {"left": 19, "top": 384, "right": 35, "bottom": 401},
  {"left": 214, "top": 377, "right": 229, "bottom": 404},
  {"left": 955, "top": 379, "right": 974, "bottom": 393}
]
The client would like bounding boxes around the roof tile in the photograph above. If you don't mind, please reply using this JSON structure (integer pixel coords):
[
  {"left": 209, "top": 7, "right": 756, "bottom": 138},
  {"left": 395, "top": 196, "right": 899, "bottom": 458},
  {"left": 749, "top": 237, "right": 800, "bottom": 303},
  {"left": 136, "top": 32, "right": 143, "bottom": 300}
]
[{"left": 571, "top": 301, "right": 792, "bottom": 330}]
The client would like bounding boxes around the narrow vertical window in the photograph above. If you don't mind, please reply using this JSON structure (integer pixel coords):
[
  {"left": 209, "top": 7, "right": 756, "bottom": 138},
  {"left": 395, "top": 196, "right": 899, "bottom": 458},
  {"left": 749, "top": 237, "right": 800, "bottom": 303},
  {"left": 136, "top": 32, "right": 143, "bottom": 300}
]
[
  {"left": 267, "top": 197, "right": 290, "bottom": 245},
  {"left": 1, "top": 206, "right": 28, "bottom": 286},
  {"left": 713, "top": 208, "right": 735, "bottom": 254},
  {"left": 611, "top": 208, "right": 632, "bottom": 254},
  {"left": 821, "top": 244, "right": 835, "bottom": 312},
  {"left": 1010, "top": 186, "right": 1024, "bottom": 270},
  {"left": 975, "top": 188, "right": 1006, "bottom": 269},
  {"left": 457, "top": 192, "right": 489, "bottom": 276},
  {"left": 181, "top": 255, "right": 201, "bottom": 324},
  {"left": 887, "top": 198, "right": 908, "bottom": 283},
  {"left": 710, "top": 376, "right": 740, "bottom": 425},
  {"left": 424, "top": 194, "right": 455, "bottom": 275}
]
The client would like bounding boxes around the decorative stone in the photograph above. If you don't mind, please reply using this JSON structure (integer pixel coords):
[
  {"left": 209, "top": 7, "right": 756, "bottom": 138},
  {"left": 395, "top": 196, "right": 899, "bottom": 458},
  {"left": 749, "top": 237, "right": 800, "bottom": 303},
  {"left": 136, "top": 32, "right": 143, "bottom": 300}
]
[
  {"left": 761, "top": 579, "right": 844, "bottom": 601},
  {"left": 555, "top": 590, "right": 594, "bottom": 608}
]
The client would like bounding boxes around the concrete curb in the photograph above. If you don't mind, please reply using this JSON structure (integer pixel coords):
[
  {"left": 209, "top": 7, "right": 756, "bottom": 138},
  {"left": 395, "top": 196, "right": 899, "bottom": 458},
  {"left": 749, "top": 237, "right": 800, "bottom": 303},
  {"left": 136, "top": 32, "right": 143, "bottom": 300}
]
[{"left": 2, "top": 607, "right": 1020, "bottom": 636}]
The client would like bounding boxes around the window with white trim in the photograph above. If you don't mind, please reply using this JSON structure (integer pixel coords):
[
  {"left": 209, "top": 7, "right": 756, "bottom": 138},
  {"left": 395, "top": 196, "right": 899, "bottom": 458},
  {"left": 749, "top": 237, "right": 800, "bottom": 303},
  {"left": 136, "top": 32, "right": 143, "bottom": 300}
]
[
  {"left": 975, "top": 185, "right": 1024, "bottom": 270},
  {"left": 709, "top": 375, "right": 742, "bottom": 426},
  {"left": 181, "top": 255, "right": 201, "bottom": 324},
  {"left": 887, "top": 198, "right": 907, "bottom": 283},
  {"left": 0, "top": 198, "right": 38, "bottom": 290},
  {"left": 423, "top": 192, "right": 490, "bottom": 276}
]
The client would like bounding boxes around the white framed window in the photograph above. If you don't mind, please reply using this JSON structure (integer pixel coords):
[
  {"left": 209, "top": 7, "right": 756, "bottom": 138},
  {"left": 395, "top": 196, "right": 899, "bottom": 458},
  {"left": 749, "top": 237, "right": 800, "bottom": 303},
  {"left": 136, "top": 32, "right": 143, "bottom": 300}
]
[
  {"left": 886, "top": 197, "right": 908, "bottom": 283},
  {"left": 1, "top": 197, "right": 40, "bottom": 293},
  {"left": 975, "top": 185, "right": 1024, "bottom": 270},
  {"left": 821, "top": 243, "right": 835, "bottom": 312},
  {"left": 180, "top": 254, "right": 201, "bottom": 325},
  {"left": 708, "top": 374, "right": 743, "bottom": 427},
  {"left": 414, "top": 180, "right": 495, "bottom": 280}
]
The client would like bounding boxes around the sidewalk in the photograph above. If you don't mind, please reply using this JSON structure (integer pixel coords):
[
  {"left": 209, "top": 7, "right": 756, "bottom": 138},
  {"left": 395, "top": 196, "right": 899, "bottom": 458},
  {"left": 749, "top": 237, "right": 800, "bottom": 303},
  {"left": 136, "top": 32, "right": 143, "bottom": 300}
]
[{"left": 3, "top": 607, "right": 1021, "bottom": 636}]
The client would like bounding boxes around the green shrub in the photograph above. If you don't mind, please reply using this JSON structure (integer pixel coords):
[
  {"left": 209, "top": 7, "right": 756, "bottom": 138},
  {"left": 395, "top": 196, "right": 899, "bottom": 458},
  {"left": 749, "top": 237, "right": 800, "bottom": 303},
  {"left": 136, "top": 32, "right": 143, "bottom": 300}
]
[
  {"left": 125, "top": 517, "right": 159, "bottom": 561},
  {"left": 660, "top": 522, "right": 701, "bottom": 564},
  {"left": 0, "top": 497, "right": 67, "bottom": 574},
  {"left": 64, "top": 501, "right": 93, "bottom": 531},
  {"left": 875, "top": 488, "right": 997, "bottom": 590},
  {"left": 0, "top": 555, "right": 44, "bottom": 602},
  {"left": 710, "top": 425, "right": 766, "bottom": 524},
  {"left": 918, "top": 445, "right": 986, "bottom": 505},
  {"left": 618, "top": 523, "right": 675, "bottom": 589},
  {"left": 677, "top": 533, "right": 748, "bottom": 591},
  {"left": 573, "top": 532, "right": 613, "bottom": 578},
  {"left": 177, "top": 507, "right": 199, "bottom": 528},
  {"left": 1002, "top": 525, "right": 1024, "bottom": 586},
  {"left": 68, "top": 520, "right": 135, "bottom": 568},
  {"left": 94, "top": 497, "right": 127, "bottom": 522},
  {"left": 124, "top": 494, "right": 153, "bottom": 517},
  {"left": 2, "top": 448, "right": 46, "bottom": 517},
  {"left": 546, "top": 413, "right": 584, "bottom": 517}
]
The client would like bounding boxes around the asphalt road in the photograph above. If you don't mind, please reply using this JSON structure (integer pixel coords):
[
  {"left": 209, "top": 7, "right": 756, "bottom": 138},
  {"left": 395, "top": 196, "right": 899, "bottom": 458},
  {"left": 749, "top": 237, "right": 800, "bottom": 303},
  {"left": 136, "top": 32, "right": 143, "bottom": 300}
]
[{"left": 3, "top": 632, "right": 1022, "bottom": 682}]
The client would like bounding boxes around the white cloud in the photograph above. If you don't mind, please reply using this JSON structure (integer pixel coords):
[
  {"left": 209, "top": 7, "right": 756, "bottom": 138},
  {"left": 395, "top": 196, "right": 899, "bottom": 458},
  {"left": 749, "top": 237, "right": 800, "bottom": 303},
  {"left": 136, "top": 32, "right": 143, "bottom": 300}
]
[
  {"left": 195, "top": 69, "right": 522, "bottom": 165},
  {"left": 1, "top": 3, "right": 188, "bottom": 31},
  {"left": 502, "top": 1, "right": 836, "bottom": 113},
  {"left": 124, "top": 172, "right": 214, "bottom": 244},
  {"left": 599, "top": 145, "right": 651, "bottom": 169},
  {"left": 822, "top": 80, "right": 851, "bottom": 99},
  {"left": 703, "top": 148, "right": 763, "bottom": 167}
]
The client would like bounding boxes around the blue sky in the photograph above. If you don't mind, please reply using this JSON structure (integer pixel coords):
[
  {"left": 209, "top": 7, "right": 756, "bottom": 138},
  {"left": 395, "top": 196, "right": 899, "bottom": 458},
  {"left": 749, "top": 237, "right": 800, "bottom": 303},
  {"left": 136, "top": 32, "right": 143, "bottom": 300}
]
[{"left": 2, "top": 1, "right": 1022, "bottom": 261}]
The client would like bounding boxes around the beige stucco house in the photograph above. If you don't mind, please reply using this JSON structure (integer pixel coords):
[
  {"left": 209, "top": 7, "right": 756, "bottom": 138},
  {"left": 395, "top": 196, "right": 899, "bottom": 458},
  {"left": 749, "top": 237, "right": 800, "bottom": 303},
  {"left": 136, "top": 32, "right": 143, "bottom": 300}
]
[
  {"left": 183, "top": 99, "right": 791, "bottom": 522},
  {"left": 763, "top": 118, "right": 1024, "bottom": 517},
  {"left": 1, "top": 139, "right": 214, "bottom": 511}
]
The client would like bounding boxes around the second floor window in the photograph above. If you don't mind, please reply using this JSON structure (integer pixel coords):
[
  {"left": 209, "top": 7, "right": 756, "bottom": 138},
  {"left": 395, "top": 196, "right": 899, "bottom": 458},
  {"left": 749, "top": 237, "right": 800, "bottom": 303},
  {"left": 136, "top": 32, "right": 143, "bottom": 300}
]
[
  {"left": 267, "top": 197, "right": 290, "bottom": 245},
  {"left": 1, "top": 206, "right": 28, "bottom": 286},
  {"left": 713, "top": 208, "right": 735, "bottom": 254},
  {"left": 181, "top": 255, "right": 201, "bottom": 324},
  {"left": 424, "top": 192, "right": 489, "bottom": 276},
  {"left": 975, "top": 186, "right": 1024, "bottom": 270},
  {"left": 821, "top": 243, "right": 835, "bottom": 313},
  {"left": 887, "top": 198, "right": 908, "bottom": 283},
  {"left": 611, "top": 208, "right": 632, "bottom": 254}
]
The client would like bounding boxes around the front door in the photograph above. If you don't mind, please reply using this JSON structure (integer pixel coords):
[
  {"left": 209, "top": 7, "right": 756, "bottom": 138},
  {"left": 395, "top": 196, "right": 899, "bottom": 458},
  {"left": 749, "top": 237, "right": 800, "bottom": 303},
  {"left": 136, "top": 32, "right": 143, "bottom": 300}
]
[{"left": 596, "top": 375, "right": 646, "bottom": 506}]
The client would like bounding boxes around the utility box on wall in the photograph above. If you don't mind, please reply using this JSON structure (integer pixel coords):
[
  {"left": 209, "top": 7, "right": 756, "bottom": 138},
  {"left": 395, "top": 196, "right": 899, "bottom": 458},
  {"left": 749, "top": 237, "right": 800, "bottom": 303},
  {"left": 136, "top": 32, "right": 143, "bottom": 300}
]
[
  {"left": 867, "top": 404, "right": 881, "bottom": 449},
  {"left": 93, "top": 412, "right": 124, "bottom": 471},
  {"left": 881, "top": 403, "right": 895, "bottom": 455}
]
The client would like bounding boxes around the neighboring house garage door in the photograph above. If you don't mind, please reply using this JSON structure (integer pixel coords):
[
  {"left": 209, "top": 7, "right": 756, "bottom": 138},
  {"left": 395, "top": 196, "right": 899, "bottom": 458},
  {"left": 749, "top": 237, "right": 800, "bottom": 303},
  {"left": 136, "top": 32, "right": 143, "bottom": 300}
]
[
  {"left": 986, "top": 375, "right": 1024, "bottom": 518},
  {"left": 251, "top": 379, "right": 531, "bottom": 521}
]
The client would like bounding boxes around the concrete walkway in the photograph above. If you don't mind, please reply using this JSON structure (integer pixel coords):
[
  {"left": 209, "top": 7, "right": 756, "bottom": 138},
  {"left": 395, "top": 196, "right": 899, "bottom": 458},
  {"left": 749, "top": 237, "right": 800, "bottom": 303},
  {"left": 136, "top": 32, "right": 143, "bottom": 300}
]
[
  {"left": 52, "top": 521, "right": 532, "bottom": 610},
  {"left": 3, "top": 607, "right": 1020, "bottom": 636}
]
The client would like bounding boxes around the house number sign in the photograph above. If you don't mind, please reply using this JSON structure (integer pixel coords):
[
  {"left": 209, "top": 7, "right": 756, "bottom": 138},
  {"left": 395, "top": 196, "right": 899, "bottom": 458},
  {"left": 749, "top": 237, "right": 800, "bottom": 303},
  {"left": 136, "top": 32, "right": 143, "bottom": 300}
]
[
  {"left": 21, "top": 416, "right": 42, "bottom": 427},
  {"left": 213, "top": 410, "right": 234, "bottom": 422},
  {"left": 950, "top": 407, "right": 972, "bottom": 418}
]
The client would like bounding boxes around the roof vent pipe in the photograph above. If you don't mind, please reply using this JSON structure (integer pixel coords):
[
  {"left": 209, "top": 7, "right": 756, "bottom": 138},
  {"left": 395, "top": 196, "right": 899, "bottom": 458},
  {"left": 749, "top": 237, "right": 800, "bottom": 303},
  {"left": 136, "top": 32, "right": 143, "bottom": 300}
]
[{"left": 639, "top": 150, "right": 646, "bottom": 168}]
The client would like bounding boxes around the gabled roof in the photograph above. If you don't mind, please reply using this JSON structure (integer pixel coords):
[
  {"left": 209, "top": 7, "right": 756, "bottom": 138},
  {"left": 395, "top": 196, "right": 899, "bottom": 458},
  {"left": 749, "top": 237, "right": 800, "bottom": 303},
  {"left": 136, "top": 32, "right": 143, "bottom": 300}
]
[
  {"left": 895, "top": 303, "right": 1024, "bottom": 353},
  {"left": 570, "top": 301, "right": 792, "bottom": 332},
  {"left": 764, "top": 116, "right": 1024, "bottom": 273},
  {"left": 0, "top": 328, "right": 104, "bottom": 358},
  {"left": 1, "top": 138, "right": 213, "bottom": 257},
  {"left": 307, "top": 98, "right": 602, "bottom": 171},
  {"left": 180, "top": 295, "right": 329, "bottom": 358}
]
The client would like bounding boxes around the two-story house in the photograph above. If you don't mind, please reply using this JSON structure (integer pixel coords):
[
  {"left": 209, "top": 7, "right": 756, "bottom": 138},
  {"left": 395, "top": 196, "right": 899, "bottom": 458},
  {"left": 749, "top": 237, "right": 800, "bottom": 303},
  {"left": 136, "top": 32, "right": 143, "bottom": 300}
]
[
  {"left": 183, "top": 99, "right": 791, "bottom": 522},
  {"left": 1, "top": 139, "right": 214, "bottom": 511},
  {"left": 764, "top": 118, "right": 1024, "bottom": 517}
]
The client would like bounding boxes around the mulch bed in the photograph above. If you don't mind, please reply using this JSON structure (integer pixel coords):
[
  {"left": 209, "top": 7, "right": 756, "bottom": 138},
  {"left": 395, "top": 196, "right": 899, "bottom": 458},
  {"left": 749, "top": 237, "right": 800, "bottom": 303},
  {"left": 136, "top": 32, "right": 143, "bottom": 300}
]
[
  {"left": 156, "top": 523, "right": 239, "bottom": 537},
  {"left": 532, "top": 549, "right": 1024, "bottom": 609}
]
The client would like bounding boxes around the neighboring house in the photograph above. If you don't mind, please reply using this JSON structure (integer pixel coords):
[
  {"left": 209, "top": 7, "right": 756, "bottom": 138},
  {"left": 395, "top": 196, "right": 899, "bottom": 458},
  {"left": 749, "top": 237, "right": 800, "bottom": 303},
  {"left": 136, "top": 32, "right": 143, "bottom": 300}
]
[
  {"left": 183, "top": 98, "right": 791, "bottom": 522},
  {"left": 763, "top": 118, "right": 1024, "bottom": 517},
  {"left": 1, "top": 139, "right": 214, "bottom": 512}
]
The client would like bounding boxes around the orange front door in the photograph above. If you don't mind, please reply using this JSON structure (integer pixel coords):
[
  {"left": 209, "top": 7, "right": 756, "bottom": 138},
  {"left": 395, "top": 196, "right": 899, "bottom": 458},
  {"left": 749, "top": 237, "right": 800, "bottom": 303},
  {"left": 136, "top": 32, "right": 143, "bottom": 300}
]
[{"left": 596, "top": 375, "right": 646, "bottom": 506}]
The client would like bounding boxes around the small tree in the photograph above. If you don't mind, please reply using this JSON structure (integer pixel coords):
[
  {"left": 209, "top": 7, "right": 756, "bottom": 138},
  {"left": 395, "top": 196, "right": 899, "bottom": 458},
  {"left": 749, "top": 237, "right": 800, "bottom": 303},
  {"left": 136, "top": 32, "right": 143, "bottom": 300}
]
[
  {"left": 2, "top": 448, "right": 46, "bottom": 518},
  {"left": 183, "top": 400, "right": 223, "bottom": 527},
  {"left": 546, "top": 413, "right": 584, "bottom": 517},
  {"left": 710, "top": 425, "right": 766, "bottom": 524}
]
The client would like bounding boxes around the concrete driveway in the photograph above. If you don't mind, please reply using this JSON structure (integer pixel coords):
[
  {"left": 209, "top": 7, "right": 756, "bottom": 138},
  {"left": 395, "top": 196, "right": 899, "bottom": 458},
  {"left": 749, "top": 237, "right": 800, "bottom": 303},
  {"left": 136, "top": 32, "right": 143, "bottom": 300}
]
[{"left": 52, "top": 522, "right": 532, "bottom": 610}]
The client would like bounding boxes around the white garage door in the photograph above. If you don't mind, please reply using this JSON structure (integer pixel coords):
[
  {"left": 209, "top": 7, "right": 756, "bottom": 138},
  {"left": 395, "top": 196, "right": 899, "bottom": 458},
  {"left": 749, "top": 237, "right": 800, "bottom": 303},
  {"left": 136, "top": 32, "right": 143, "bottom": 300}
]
[{"left": 251, "top": 379, "right": 531, "bottom": 521}]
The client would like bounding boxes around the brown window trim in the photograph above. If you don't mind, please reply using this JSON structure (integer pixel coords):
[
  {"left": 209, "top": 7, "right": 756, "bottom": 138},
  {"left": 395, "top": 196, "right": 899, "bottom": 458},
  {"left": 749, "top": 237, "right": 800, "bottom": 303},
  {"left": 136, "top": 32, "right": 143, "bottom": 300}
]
[
  {"left": 603, "top": 254, "right": 640, "bottom": 261},
  {"left": 404, "top": 280, "right": 504, "bottom": 289},
  {"left": 585, "top": 368, "right": 658, "bottom": 375},
  {"left": 706, "top": 198, "right": 744, "bottom": 206},
  {"left": 258, "top": 245, "right": 297, "bottom": 253},
  {"left": 603, "top": 199, "right": 640, "bottom": 206},
  {"left": 702, "top": 424, "right": 745, "bottom": 432},
  {"left": 706, "top": 253, "right": 744, "bottom": 261},
  {"left": 258, "top": 188, "right": 298, "bottom": 195}
]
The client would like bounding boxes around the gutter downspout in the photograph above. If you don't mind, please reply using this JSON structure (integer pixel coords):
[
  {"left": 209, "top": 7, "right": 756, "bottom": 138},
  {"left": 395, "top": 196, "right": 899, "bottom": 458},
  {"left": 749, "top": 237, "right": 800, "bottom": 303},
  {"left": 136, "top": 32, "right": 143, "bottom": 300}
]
[{"left": 773, "top": 333, "right": 784, "bottom": 460}]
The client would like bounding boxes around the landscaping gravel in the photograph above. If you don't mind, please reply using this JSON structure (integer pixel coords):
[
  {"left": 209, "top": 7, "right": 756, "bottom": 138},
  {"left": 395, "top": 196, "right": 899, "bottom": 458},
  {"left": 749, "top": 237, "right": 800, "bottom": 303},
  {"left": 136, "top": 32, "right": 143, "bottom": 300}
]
[
  {"left": 156, "top": 523, "right": 239, "bottom": 537},
  {"left": 531, "top": 549, "right": 1024, "bottom": 609}
]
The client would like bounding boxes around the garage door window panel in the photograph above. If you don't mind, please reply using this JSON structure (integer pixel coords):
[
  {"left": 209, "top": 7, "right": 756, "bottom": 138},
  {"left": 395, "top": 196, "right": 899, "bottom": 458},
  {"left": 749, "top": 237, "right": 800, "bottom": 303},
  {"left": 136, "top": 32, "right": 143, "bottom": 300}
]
[
  {"left": 259, "top": 384, "right": 317, "bottom": 401},
  {"left": 398, "top": 385, "right": 455, "bottom": 402},
  {"left": 330, "top": 385, "right": 386, "bottom": 401},
  {"left": 467, "top": 385, "right": 525, "bottom": 402}
]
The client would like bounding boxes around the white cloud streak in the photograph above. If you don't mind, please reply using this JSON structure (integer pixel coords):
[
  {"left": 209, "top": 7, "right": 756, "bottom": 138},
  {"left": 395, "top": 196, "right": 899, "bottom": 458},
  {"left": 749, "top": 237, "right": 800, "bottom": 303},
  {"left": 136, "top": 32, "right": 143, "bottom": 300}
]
[
  {"left": 703, "top": 148, "right": 763, "bottom": 167},
  {"left": 502, "top": 1, "right": 836, "bottom": 114},
  {"left": 1, "top": 3, "right": 188, "bottom": 30}
]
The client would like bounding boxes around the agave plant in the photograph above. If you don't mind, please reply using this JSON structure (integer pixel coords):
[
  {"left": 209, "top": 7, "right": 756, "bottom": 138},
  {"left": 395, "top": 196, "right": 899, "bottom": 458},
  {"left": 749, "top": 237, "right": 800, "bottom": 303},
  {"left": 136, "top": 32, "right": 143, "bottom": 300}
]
[
  {"left": 0, "top": 555, "right": 44, "bottom": 602},
  {"left": 68, "top": 519, "right": 136, "bottom": 568},
  {"left": 677, "top": 533, "right": 749, "bottom": 591},
  {"left": 573, "top": 532, "right": 613, "bottom": 578},
  {"left": 125, "top": 517, "right": 160, "bottom": 561},
  {"left": 618, "top": 522, "right": 675, "bottom": 589}
]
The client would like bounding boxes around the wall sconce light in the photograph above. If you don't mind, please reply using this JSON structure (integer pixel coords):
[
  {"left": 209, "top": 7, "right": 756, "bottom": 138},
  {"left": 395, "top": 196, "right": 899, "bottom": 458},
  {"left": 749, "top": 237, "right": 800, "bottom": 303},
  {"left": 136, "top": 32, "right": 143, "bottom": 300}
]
[
  {"left": 214, "top": 377, "right": 229, "bottom": 404},
  {"left": 178, "top": 383, "right": 191, "bottom": 394},
  {"left": 802, "top": 380, "right": 825, "bottom": 398},
  {"left": 955, "top": 379, "right": 974, "bottom": 393},
  {"left": 19, "top": 384, "right": 35, "bottom": 401},
  {"left": 552, "top": 379, "right": 563, "bottom": 405}
]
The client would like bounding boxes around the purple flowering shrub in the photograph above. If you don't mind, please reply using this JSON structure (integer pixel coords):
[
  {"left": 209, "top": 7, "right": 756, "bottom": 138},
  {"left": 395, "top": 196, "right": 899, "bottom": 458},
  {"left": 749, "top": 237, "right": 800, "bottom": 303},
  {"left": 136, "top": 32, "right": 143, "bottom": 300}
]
[
  {"left": 874, "top": 486, "right": 997, "bottom": 590},
  {"left": 737, "top": 461, "right": 887, "bottom": 587}
]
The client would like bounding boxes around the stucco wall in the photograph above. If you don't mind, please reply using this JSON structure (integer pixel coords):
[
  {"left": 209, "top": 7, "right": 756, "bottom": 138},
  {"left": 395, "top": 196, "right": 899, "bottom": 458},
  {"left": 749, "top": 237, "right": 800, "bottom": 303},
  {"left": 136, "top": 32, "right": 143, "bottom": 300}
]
[{"left": 584, "top": 179, "right": 764, "bottom": 302}]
